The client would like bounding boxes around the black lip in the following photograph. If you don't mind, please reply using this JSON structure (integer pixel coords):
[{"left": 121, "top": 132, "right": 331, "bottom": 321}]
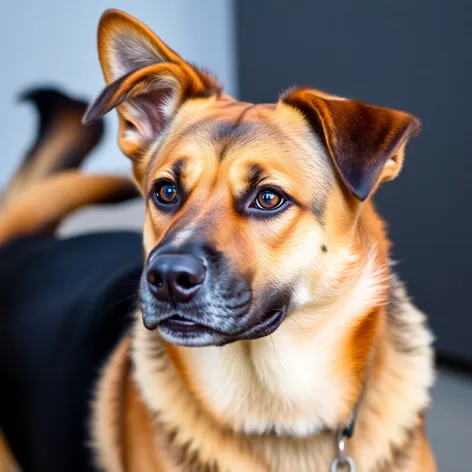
[
  {"left": 225, "top": 310, "right": 285, "bottom": 342},
  {"left": 158, "top": 314, "right": 215, "bottom": 334},
  {"left": 155, "top": 310, "right": 286, "bottom": 346}
]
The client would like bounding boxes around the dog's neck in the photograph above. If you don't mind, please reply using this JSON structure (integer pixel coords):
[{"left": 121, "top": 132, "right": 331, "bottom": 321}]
[{"left": 131, "top": 209, "right": 434, "bottom": 471}]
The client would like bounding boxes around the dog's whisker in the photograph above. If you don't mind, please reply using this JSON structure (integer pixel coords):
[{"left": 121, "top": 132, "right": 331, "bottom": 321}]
[
  {"left": 287, "top": 316, "right": 305, "bottom": 334},
  {"left": 101, "top": 293, "right": 139, "bottom": 316},
  {"left": 251, "top": 310, "right": 278, "bottom": 356}
]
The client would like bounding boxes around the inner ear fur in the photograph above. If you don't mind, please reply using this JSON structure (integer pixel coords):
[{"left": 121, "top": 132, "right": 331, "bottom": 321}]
[
  {"left": 283, "top": 88, "right": 420, "bottom": 201},
  {"left": 83, "top": 9, "right": 221, "bottom": 166}
]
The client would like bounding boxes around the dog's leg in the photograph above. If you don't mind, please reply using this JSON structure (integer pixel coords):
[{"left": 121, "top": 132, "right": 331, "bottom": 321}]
[
  {"left": 1, "top": 87, "right": 104, "bottom": 208},
  {"left": 0, "top": 172, "right": 138, "bottom": 245}
]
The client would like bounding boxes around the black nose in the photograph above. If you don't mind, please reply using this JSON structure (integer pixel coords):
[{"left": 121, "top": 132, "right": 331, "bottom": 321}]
[{"left": 146, "top": 254, "right": 206, "bottom": 303}]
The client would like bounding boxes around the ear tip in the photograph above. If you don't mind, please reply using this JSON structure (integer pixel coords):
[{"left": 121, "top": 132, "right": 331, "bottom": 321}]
[
  {"left": 82, "top": 107, "right": 100, "bottom": 126},
  {"left": 400, "top": 110, "right": 421, "bottom": 135},
  {"left": 412, "top": 116, "right": 422, "bottom": 135},
  {"left": 81, "top": 116, "right": 93, "bottom": 126},
  {"left": 98, "top": 9, "right": 137, "bottom": 37},
  {"left": 100, "top": 8, "right": 128, "bottom": 22},
  {"left": 350, "top": 184, "right": 370, "bottom": 202},
  {"left": 401, "top": 114, "right": 421, "bottom": 140},
  {"left": 98, "top": 8, "right": 142, "bottom": 31}
]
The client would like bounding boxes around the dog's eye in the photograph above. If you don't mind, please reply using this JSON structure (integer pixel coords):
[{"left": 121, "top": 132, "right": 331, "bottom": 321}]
[
  {"left": 253, "top": 189, "right": 285, "bottom": 210},
  {"left": 152, "top": 180, "right": 178, "bottom": 206}
]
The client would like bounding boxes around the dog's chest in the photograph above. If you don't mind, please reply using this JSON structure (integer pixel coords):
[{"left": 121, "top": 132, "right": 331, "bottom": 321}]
[
  {"left": 179, "top": 324, "right": 347, "bottom": 437},
  {"left": 248, "top": 434, "right": 339, "bottom": 472}
]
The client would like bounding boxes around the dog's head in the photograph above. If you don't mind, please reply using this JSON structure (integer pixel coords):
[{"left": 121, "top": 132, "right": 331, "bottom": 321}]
[{"left": 84, "top": 10, "right": 419, "bottom": 347}]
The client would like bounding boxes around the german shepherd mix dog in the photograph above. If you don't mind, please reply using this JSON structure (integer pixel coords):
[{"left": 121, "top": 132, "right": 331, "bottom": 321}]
[{"left": 0, "top": 9, "right": 435, "bottom": 472}]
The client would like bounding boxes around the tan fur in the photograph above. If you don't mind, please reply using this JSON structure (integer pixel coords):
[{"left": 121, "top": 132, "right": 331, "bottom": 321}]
[
  {"left": 81, "top": 10, "right": 437, "bottom": 472},
  {"left": 0, "top": 172, "right": 136, "bottom": 244},
  {"left": 4, "top": 119, "right": 85, "bottom": 206},
  {"left": 0, "top": 9, "right": 436, "bottom": 471},
  {"left": 91, "top": 274, "right": 434, "bottom": 472},
  {"left": 2, "top": 89, "right": 103, "bottom": 208},
  {"left": 0, "top": 430, "right": 19, "bottom": 472}
]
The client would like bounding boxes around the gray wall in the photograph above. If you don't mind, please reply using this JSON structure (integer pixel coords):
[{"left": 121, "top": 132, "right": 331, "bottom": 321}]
[
  {"left": 237, "top": 0, "right": 472, "bottom": 364},
  {"left": 0, "top": 0, "right": 236, "bottom": 187}
]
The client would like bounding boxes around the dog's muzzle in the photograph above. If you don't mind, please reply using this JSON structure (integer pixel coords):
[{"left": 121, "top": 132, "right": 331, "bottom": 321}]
[{"left": 139, "top": 242, "right": 290, "bottom": 347}]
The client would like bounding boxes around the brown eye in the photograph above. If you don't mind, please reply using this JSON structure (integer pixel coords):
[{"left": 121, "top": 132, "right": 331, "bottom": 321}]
[
  {"left": 254, "top": 189, "right": 284, "bottom": 210},
  {"left": 153, "top": 180, "right": 178, "bottom": 206}
]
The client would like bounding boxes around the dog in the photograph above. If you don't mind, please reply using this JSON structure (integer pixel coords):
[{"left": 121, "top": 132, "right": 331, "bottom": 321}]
[
  {"left": 0, "top": 9, "right": 436, "bottom": 472},
  {"left": 0, "top": 87, "right": 139, "bottom": 472}
]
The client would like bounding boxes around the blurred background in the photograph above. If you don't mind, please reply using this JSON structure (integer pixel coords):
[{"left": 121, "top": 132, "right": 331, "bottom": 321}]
[{"left": 1, "top": 0, "right": 471, "bottom": 470}]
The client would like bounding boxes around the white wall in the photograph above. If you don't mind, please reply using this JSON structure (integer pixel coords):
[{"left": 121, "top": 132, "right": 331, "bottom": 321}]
[{"left": 0, "top": 0, "right": 236, "bottom": 188}]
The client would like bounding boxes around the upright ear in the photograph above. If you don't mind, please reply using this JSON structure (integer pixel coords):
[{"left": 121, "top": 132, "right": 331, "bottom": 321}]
[
  {"left": 83, "top": 10, "right": 221, "bottom": 167},
  {"left": 282, "top": 89, "right": 420, "bottom": 201}
]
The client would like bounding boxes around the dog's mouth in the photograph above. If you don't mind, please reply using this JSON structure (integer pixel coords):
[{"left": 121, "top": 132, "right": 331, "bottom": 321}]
[
  {"left": 156, "top": 309, "right": 286, "bottom": 347},
  {"left": 159, "top": 314, "right": 215, "bottom": 335}
]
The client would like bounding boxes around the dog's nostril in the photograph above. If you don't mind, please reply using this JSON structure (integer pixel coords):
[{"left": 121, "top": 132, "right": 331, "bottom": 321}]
[
  {"left": 146, "top": 254, "right": 205, "bottom": 303},
  {"left": 176, "top": 274, "right": 194, "bottom": 289},
  {"left": 147, "top": 271, "right": 163, "bottom": 288}
]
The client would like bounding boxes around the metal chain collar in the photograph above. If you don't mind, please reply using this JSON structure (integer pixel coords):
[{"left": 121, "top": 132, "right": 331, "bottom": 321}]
[{"left": 330, "top": 430, "right": 356, "bottom": 471}]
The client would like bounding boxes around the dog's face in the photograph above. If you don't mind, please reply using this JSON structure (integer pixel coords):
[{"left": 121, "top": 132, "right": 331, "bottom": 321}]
[
  {"left": 130, "top": 100, "right": 339, "bottom": 347},
  {"left": 85, "top": 10, "right": 419, "bottom": 347}
]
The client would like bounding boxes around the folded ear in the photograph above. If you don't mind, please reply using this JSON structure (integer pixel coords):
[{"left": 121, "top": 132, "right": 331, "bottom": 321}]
[
  {"left": 282, "top": 89, "right": 420, "bottom": 201},
  {"left": 83, "top": 9, "right": 221, "bottom": 163}
]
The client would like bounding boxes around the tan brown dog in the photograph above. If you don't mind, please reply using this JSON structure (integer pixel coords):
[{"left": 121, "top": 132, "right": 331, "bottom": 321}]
[
  {"left": 0, "top": 88, "right": 137, "bottom": 472},
  {"left": 0, "top": 9, "right": 435, "bottom": 471},
  {"left": 80, "top": 9, "right": 436, "bottom": 472}
]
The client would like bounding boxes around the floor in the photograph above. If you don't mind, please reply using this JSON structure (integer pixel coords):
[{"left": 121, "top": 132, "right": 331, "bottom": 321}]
[
  {"left": 61, "top": 200, "right": 472, "bottom": 471},
  {"left": 428, "top": 369, "right": 472, "bottom": 471}
]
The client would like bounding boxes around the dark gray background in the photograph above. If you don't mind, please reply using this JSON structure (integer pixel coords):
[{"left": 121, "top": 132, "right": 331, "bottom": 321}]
[{"left": 236, "top": 0, "right": 472, "bottom": 364}]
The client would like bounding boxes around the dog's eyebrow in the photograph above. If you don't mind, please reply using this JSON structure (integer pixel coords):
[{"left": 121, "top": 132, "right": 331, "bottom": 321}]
[
  {"left": 233, "top": 163, "right": 267, "bottom": 204},
  {"left": 146, "top": 119, "right": 216, "bottom": 183},
  {"left": 246, "top": 163, "right": 265, "bottom": 189},
  {"left": 171, "top": 159, "right": 185, "bottom": 180}
]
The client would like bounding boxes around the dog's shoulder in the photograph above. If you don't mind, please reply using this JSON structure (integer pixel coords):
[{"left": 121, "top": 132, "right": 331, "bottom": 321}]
[
  {"left": 91, "top": 335, "right": 131, "bottom": 472},
  {"left": 384, "top": 419, "right": 436, "bottom": 472},
  {"left": 92, "top": 334, "right": 176, "bottom": 472},
  {"left": 386, "top": 271, "right": 434, "bottom": 356}
]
